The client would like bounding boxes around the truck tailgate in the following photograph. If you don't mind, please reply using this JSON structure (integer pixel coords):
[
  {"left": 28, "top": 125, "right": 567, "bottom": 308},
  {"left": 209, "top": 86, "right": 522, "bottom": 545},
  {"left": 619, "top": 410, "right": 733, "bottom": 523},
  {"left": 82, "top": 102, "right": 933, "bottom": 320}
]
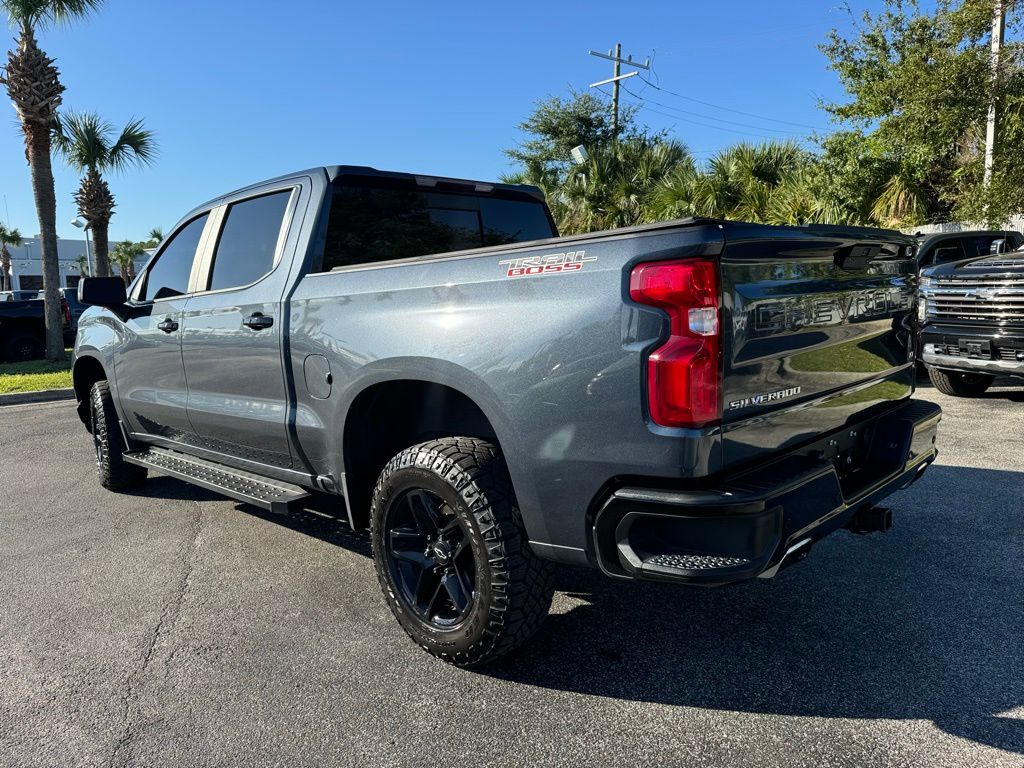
[{"left": 719, "top": 225, "right": 917, "bottom": 470}]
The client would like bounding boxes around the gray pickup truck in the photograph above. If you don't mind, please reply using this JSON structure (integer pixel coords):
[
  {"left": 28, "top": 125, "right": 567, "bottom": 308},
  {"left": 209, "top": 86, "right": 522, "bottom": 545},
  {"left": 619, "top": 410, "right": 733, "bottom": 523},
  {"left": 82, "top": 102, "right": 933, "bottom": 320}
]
[{"left": 73, "top": 166, "right": 941, "bottom": 665}]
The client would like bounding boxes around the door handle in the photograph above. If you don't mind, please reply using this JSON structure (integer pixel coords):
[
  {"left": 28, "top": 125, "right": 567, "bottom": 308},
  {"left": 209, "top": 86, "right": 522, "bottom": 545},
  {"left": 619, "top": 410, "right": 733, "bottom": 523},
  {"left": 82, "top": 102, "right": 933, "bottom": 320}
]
[
  {"left": 242, "top": 312, "right": 274, "bottom": 330},
  {"left": 157, "top": 317, "right": 179, "bottom": 333}
]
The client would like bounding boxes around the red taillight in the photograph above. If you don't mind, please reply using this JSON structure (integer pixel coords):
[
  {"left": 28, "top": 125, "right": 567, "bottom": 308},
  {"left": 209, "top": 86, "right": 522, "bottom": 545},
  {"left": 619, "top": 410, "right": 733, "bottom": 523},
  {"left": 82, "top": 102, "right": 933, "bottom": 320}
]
[
  {"left": 62, "top": 298, "right": 71, "bottom": 325},
  {"left": 629, "top": 259, "right": 721, "bottom": 428}
]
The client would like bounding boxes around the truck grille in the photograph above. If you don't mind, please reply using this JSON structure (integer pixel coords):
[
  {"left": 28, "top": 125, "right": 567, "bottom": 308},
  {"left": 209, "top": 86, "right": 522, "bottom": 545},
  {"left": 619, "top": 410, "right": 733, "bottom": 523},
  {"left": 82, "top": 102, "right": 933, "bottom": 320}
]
[{"left": 926, "top": 276, "right": 1024, "bottom": 324}]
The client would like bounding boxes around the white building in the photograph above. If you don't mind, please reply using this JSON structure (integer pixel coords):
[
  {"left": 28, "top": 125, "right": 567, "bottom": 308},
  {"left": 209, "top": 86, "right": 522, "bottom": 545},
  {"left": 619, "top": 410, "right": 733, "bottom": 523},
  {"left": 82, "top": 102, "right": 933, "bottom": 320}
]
[{"left": 2, "top": 236, "right": 151, "bottom": 292}]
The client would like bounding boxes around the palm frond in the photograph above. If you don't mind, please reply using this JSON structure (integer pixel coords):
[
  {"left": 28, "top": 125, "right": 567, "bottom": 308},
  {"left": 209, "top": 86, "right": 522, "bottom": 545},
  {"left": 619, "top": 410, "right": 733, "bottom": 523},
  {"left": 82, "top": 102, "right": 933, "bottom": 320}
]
[
  {"left": 54, "top": 110, "right": 156, "bottom": 173},
  {"left": 871, "top": 174, "right": 928, "bottom": 227},
  {"left": 0, "top": 223, "right": 23, "bottom": 245},
  {"left": 53, "top": 111, "right": 110, "bottom": 170},
  {"left": 1, "top": 0, "right": 102, "bottom": 31},
  {"left": 107, "top": 117, "right": 156, "bottom": 170}
]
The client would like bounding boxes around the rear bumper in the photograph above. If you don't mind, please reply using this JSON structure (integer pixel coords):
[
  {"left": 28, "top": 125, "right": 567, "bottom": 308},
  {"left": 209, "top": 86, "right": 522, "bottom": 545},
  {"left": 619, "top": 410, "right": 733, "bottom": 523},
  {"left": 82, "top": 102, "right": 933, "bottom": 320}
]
[{"left": 592, "top": 398, "right": 941, "bottom": 585}]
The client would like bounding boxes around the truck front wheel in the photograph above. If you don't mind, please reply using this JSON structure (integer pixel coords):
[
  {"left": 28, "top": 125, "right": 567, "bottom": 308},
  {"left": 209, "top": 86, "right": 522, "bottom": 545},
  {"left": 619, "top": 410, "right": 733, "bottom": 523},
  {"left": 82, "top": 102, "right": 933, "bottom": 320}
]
[
  {"left": 370, "top": 437, "right": 554, "bottom": 666},
  {"left": 927, "top": 367, "right": 994, "bottom": 397},
  {"left": 89, "top": 381, "right": 147, "bottom": 491}
]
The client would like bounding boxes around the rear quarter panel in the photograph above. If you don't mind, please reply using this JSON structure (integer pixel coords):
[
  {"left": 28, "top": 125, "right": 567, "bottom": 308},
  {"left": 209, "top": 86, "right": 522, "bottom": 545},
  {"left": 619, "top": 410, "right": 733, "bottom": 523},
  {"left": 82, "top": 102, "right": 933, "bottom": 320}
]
[{"left": 287, "top": 225, "right": 724, "bottom": 554}]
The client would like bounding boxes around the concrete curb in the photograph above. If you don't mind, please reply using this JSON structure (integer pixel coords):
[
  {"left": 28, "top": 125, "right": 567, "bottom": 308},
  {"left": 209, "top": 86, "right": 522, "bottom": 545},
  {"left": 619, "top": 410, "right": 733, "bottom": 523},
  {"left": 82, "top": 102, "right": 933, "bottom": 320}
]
[{"left": 0, "top": 388, "right": 75, "bottom": 407}]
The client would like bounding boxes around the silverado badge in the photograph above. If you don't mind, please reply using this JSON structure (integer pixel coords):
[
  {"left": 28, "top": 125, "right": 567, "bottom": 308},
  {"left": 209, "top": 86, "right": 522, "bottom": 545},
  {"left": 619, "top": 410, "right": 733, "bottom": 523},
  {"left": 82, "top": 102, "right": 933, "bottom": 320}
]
[{"left": 729, "top": 386, "right": 802, "bottom": 411}]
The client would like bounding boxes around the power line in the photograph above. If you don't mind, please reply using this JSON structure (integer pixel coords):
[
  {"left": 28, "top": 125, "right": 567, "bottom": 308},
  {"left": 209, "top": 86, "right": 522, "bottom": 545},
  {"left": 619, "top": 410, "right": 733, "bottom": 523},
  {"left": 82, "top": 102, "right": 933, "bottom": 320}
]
[
  {"left": 619, "top": 84, "right": 807, "bottom": 140},
  {"left": 621, "top": 83, "right": 805, "bottom": 135},
  {"left": 594, "top": 85, "right": 774, "bottom": 140},
  {"left": 637, "top": 73, "right": 825, "bottom": 131}
]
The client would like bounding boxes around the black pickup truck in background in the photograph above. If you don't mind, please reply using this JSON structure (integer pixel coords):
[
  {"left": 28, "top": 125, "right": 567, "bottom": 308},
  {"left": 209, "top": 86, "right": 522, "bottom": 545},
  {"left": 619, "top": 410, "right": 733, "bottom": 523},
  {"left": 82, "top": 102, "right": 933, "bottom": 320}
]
[
  {"left": 0, "top": 294, "right": 70, "bottom": 362},
  {"left": 914, "top": 229, "right": 1023, "bottom": 270}
]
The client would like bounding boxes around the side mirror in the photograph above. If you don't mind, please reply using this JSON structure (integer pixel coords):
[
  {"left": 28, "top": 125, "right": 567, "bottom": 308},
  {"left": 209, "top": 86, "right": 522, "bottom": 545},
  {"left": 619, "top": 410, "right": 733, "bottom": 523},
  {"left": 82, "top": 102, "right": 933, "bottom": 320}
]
[
  {"left": 78, "top": 276, "right": 127, "bottom": 308},
  {"left": 990, "top": 238, "right": 1007, "bottom": 255}
]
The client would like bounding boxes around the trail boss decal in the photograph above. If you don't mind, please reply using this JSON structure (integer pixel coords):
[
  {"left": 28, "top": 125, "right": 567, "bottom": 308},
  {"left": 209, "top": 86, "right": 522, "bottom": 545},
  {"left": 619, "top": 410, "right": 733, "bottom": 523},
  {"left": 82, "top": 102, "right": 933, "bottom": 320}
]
[
  {"left": 729, "top": 386, "right": 802, "bottom": 411},
  {"left": 499, "top": 250, "right": 596, "bottom": 278}
]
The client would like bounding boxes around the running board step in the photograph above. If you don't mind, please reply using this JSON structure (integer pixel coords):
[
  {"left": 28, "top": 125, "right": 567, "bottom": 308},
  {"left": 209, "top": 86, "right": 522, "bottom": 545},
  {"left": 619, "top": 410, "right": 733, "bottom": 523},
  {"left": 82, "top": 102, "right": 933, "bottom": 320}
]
[
  {"left": 123, "top": 447, "right": 309, "bottom": 514},
  {"left": 639, "top": 553, "right": 754, "bottom": 580}
]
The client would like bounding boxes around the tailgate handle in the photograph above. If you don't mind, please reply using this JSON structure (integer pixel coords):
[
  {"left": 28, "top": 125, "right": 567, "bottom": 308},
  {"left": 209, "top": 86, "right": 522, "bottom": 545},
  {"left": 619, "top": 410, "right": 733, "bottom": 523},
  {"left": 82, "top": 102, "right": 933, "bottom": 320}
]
[{"left": 834, "top": 244, "right": 879, "bottom": 270}]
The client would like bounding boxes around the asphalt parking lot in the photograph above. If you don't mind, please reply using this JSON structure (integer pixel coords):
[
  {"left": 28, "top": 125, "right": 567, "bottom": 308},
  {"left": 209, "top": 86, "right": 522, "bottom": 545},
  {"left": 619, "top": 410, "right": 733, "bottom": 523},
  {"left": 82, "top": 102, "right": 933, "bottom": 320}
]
[{"left": 1, "top": 384, "right": 1022, "bottom": 768}]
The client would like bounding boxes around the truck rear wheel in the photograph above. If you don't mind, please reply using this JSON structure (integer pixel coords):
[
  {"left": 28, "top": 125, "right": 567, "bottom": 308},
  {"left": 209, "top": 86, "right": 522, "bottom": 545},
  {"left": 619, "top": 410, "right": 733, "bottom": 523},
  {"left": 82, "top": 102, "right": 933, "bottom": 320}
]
[
  {"left": 927, "top": 367, "right": 994, "bottom": 397},
  {"left": 370, "top": 437, "right": 554, "bottom": 666},
  {"left": 89, "top": 381, "right": 147, "bottom": 491},
  {"left": 4, "top": 329, "right": 44, "bottom": 362}
]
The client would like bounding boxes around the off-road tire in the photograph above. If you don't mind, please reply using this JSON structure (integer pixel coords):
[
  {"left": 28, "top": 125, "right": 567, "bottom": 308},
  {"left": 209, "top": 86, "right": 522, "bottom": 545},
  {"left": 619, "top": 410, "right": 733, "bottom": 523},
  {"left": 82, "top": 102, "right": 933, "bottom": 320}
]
[
  {"left": 370, "top": 437, "right": 555, "bottom": 666},
  {"left": 927, "top": 367, "right": 994, "bottom": 397},
  {"left": 89, "top": 381, "right": 147, "bottom": 491}
]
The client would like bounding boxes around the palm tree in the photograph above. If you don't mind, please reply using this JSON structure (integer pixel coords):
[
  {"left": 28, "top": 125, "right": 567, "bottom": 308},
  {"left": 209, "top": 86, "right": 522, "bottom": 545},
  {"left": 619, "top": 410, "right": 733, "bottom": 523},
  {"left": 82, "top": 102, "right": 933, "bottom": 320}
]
[
  {"left": 870, "top": 173, "right": 929, "bottom": 228},
  {"left": 71, "top": 253, "right": 87, "bottom": 277},
  {"left": 110, "top": 239, "right": 142, "bottom": 282},
  {"left": 54, "top": 111, "right": 156, "bottom": 277},
  {"left": 0, "top": 0, "right": 100, "bottom": 360},
  {"left": 558, "top": 136, "right": 692, "bottom": 234},
  {"left": 645, "top": 141, "right": 813, "bottom": 224},
  {"left": 147, "top": 226, "right": 162, "bottom": 244},
  {"left": 0, "top": 223, "right": 22, "bottom": 291}
]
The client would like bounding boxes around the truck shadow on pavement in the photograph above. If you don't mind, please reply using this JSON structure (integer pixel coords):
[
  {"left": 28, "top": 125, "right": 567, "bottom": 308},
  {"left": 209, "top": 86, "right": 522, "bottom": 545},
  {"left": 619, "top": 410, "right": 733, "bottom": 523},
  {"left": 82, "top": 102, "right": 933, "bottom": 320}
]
[{"left": 483, "top": 464, "right": 1024, "bottom": 756}]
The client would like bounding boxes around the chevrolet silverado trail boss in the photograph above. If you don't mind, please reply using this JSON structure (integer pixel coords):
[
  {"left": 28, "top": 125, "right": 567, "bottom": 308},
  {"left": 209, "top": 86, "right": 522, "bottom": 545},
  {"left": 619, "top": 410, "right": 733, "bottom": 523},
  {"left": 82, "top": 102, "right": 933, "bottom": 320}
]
[
  {"left": 72, "top": 166, "right": 941, "bottom": 665},
  {"left": 920, "top": 242, "right": 1024, "bottom": 395}
]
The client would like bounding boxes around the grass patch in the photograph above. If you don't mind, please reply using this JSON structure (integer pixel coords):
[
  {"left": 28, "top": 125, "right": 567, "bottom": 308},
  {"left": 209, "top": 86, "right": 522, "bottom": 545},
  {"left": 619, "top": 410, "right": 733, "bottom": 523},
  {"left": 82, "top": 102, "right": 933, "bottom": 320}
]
[{"left": 0, "top": 357, "right": 73, "bottom": 394}]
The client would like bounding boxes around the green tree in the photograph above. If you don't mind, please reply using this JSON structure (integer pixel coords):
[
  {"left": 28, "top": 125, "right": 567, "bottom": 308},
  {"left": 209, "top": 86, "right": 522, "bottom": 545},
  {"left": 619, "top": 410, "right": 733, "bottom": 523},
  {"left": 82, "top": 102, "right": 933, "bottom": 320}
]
[
  {"left": 646, "top": 141, "right": 829, "bottom": 224},
  {"left": 0, "top": 0, "right": 101, "bottom": 360},
  {"left": 71, "top": 253, "right": 87, "bottom": 277},
  {"left": 145, "top": 226, "right": 162, "bottom": 247},
  {"left": 0, "top": 223, "right": 22, "bottom": 291},
  {"left": 505, "top": 91, "right": 645, "bottom": 187},
  {"left": 110, "top": 239, "right": 142, "bottom": 282},
  {"left": 54, "top": 111, "right": 156, "bottom": 278},
  {"left": 506, "top": 91, "right": 689, "bottom": 234},
  {"left": 820, "top": 0, "right": 1024, "bottom": 226},
  {"left": 559, "top": 136, "right": 692, "bottom": 233}
]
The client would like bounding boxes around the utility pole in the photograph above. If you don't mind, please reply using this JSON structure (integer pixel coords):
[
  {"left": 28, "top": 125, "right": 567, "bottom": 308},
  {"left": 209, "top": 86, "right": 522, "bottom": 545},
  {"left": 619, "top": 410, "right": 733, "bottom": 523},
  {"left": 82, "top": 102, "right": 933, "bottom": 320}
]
[
  {"left": 984, "top": 0, "right": 1006, "bottom": 189},
  {"left": 588, "top": 45, "right": 650, "bottom": 142}
]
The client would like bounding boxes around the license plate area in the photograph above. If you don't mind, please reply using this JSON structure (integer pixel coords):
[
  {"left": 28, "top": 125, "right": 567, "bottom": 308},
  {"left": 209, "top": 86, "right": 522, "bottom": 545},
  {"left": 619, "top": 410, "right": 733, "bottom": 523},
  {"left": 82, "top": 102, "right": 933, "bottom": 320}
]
[
  {"left": 959, "top": 338, "right": 992, "bottom": 359},
  {"left": 807, "top": 416, "right": 908, "bottom": 498}
]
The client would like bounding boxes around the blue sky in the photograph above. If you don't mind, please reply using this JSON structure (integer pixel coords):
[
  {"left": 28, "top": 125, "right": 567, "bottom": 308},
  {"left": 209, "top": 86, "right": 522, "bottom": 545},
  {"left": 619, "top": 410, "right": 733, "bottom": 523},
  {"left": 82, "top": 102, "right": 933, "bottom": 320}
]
[{"left": 0, "top": 0, "right": 863, "bottom": 241}]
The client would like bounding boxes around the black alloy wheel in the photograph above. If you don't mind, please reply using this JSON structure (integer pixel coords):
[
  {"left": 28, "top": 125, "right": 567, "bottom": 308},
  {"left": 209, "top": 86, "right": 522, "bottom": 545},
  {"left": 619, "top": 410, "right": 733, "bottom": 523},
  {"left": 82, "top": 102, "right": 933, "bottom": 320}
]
[
  {"left": 370, "top": 437, "right": 555, "bottom": 666},
  {"left": 384, "top": 488, "right": 478, "bottom": 627}
]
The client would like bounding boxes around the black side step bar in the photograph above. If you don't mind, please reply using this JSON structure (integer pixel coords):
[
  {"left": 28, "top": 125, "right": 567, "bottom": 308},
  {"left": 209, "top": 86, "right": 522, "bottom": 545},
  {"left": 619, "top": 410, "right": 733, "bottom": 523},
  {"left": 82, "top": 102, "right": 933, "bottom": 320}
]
[{"left": 123, "top": 447, "right": 310, "bottom": 514}]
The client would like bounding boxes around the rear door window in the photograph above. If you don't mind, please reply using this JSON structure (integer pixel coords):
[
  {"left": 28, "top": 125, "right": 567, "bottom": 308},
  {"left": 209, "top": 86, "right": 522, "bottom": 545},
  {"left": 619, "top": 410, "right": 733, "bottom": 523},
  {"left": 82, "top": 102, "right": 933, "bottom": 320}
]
[
  {"left": 141, "top": 214, "right": 209, "bottom": 301},
  {"left": 319, "top": 182, "right": 555, "bottom": 270},
  {"left": 207, "top": 190, "right": 291, "bottom": 291}
]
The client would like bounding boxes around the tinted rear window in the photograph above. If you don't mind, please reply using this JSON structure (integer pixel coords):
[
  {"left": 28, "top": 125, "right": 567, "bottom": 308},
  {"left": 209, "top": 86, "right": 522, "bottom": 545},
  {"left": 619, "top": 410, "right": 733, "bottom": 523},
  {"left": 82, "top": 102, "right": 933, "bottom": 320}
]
[
  {"left": 319, "top": 182, "right": 554, "bottom": 270},
  {"left": 208, "top": 190, "right": 291, "bottom": 291}
]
